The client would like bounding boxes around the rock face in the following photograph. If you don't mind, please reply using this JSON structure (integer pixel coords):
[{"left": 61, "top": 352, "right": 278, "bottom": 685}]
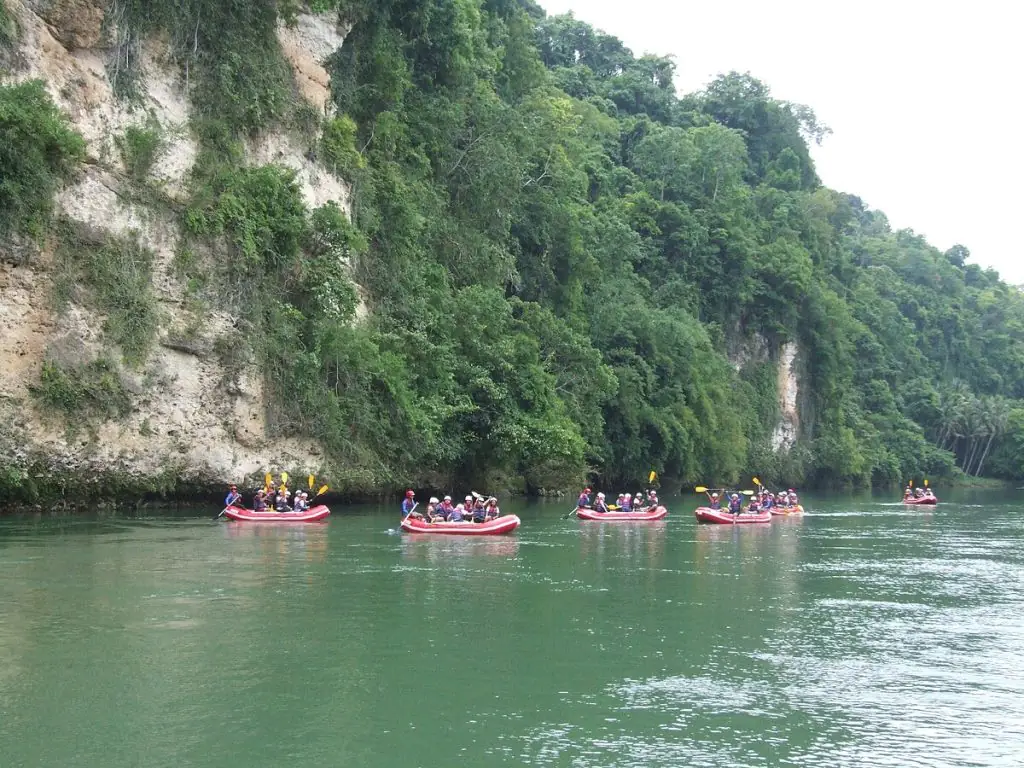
[
  {"left": 25, "top": 0, "right": 106, "bottom": 50},
  {"left": 0, "top": 3, "right": 351, "bottom": 497},
  {"left": 771, "top": 342, "right": 800, "bottom": 451}
]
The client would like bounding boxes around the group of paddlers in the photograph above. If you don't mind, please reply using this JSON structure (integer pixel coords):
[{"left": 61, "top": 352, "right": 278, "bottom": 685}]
[
  {"left": 402, "top": 489, "right": 500, "bottom": 523},
  {"left": 576, "top": 488, "right": 660, "bottom": 513},
  {"left": 224, "top": 484, "right": 313, "bottom": 513},
  {"left": 903, "top": 486, "right": 936, "bottom": 501},
  {"left": 704, "top": 487, "right": 799, "bottom": 514}
]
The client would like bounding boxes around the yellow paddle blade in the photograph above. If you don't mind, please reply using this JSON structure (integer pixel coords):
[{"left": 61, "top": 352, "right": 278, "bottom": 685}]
[
  {"left": 741, "top": 489, "right": 755, "bottom": 495},
  {"left": 264, "top": 472, "right": 272, "bottom": 488},
  {"left": 649, "top": 470, "right": 657, "bottom": 483},
  {"left": 924, "top": 479, "right": 929, "bottom": 486},
  {"left": 753, "top": 477, "right": 761, "bottom": 486},
  {"left": 308, "top": 474, "right": 315, "bottom": 489},
  {"left": 694, "top": 486, "right": 708, "bottom": 493},
  {"left": 608, "top": 504, "right": 620, "bottom": 510},
  {"left": 281, "top": 471, "right": 289, "bottom": 486},
  {"left": 317, "top": 485, "right": 328, "bottom": 497}
]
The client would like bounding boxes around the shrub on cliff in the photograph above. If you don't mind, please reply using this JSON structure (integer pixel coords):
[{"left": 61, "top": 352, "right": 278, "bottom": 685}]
[{"left": 0, "top": 80, "right": 85, "bottom": 239}]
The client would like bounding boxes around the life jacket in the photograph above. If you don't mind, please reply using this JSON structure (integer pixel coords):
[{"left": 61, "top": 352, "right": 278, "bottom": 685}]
[
  {"left": 577, "top": 493, "right": 591, "bottom": 508},
  {"left": 728, "top": 497, "right": 742, "bottom": 514},
  {"left": 253, "top": 496, "right": 267, "bottom": 511},
  {"left": 594, "top": 500, "right": 608, "bottom": 513}
]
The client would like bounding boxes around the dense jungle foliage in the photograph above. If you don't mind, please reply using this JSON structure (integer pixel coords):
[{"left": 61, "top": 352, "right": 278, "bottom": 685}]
[{"left": 5, "top": 0, "right": 1024, "bottom": 493}]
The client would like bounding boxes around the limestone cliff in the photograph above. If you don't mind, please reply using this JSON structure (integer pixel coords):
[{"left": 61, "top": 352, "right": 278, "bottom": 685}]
[{"left": 0, "top": 0, "right": 351, "bottom": 500}]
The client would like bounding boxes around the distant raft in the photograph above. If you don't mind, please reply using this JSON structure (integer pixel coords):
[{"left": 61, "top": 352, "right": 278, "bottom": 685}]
[
  {"left": 575, "top": 506, "right": 668, "bottom": 521},
  {"left": 903, "top": 496, "right": 938, "bottom": 505},
  {"left": 401, "top": 515, "right": 521, "bottom": 535},
  {"left": 222, "top": 505, "right": 331, "bottom": 522},
  {"left": 770, "top": 505, "right": 804, "bottom": 516},
  {"left": 695, "top": 507, "right": 772, "bottom": 524}
]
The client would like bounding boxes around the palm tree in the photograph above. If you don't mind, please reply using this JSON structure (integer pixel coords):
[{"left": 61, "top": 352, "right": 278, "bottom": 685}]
[{"left": 974, "top": 396, "right": 1011, "bottom": 477}]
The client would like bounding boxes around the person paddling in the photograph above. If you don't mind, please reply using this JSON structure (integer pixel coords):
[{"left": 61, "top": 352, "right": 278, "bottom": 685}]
[
  {"left": 593, "top": 492, "right": 609, "bottom": 514},
  {"left": 402, "top": 490, "right": 422, "bottom": 520},
  {"left": 253, "top": 489, "right": 268, "bottom": 512},
  {"left": 225, "top": 484, "right": 241, "bottom": 508},
  {"left": 577, "top": 487, "right": 593, "bottom": 509}
]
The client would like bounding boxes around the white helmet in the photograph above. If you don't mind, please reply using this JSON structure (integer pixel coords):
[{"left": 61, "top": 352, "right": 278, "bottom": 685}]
[{"left": 597, "top": 492, "right": 605, "bottom": 499}]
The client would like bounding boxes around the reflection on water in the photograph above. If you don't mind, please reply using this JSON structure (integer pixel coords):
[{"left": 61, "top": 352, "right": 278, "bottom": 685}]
[{"left": 400, "top": 534, "right": 521, "bottom": 562}]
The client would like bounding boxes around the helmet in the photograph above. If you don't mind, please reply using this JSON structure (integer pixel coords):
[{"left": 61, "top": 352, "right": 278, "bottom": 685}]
[
  {"left": 406, "top": 490, "right": 414, "bottom": 498},
  {"left": 466, "top": 495, "right": 473, "bottom": 502},
  {"left": 624, "top": 494, "right": 631, "bottom": 499},
  {"left": 429, "top": 497, "right": 439, "bottom": 504},
  {"left": 711, "top": 492, "right": 719, "bottom": 498},
  {"left": 731, "top": 494, "right": 739, "bottom": 500},
  {"left": 584, "top": 487, "right": 592, "bottom": 494},
  {"left": 597, "top": 492, "right": 605, "bottom": 499},
  {"left": 444, "top": 495, "right": 452, "bottom": 501},
  {"left": 788, "top": 489, "right": 794, "bottom": 493}
]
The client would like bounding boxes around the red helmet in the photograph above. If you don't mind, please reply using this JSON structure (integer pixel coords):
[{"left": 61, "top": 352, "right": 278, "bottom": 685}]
[
  {"left": 405, "top": 489, "right": 415, "bottom": 498},
  {"left": 584, "top": 487, "right": 592, "bottom": 493}
]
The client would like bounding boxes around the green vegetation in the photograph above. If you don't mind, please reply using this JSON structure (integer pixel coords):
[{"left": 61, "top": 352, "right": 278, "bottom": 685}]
[
  {"left": 56, "top": 225, "right": 160, "bottom": 365},
  {"left": 30, "top": 359, "right": 132, "bottom": 430},
  {"left": 10, "top": 1, "right": 1024, "bottom": 494},
  {"left": 320, "top": 115, "right": 365, "bottom": 180},
  {"left": 0, "top": 2, "right": 17, "bottom": 50},
  {"left": 0, "top": 80, "right": 84, "bottom": 240},
  {"left": 116, "top": 116, "right": 163, "bottom": 180}
]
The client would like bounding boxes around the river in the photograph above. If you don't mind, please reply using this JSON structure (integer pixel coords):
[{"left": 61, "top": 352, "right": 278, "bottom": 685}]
[{"left": 1, "top": 490, "right": 1022, "bottom": 767}]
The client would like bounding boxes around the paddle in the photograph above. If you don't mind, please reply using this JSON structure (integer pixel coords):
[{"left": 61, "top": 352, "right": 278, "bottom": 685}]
[{"left": 308, "top": 474, "right": 315, "bottom": 490}]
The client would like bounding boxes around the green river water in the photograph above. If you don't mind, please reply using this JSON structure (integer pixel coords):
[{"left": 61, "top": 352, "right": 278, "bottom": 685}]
[{"left": 2, "top": 490, "right": 1023, "bottom": 767}]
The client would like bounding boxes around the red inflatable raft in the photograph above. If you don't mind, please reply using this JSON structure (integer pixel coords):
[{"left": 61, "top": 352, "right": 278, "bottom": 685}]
[
  {"left": 770, "top": 505, "right": 804, "bottom": 516},
  {"left": 576, "top": 506, "right": 668, "bottom": 521},
  {"left": 222, "top": 505, "right": 331, "bottom": 522},
  {"left": 903, "top": 496, "right": 937, "bottom": 505},
  {"left": 695, "top": 507, "right": 772, "bottom": 524},
  {"left": 401, "top": 515, "right": 521, "bottom": 535}
]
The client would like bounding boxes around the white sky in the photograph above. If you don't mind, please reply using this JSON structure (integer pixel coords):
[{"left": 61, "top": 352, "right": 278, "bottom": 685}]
[{"left": 540, "top": 0, "right": 1024, "bottom": 284}]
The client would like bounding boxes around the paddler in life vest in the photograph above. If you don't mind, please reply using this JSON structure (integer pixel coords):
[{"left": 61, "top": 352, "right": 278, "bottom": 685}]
[
  {"left": 727, "top": 493, "right": 743, "bottom": 515},
  {"left": 274, "top": 489, "right": 292, "bottom": 512},
  {"left": 577, "top": 487, "right": 593, "bottom": 509},
  {"left": 426, "top": 497, "right": 442, "bottom": 522},
  {"left": 225, "top": 484, "right": 241, "bottom": 508},
  {"left": 253, "top": 489, "right": 268, "bottom": 511},
  {"left": 787, "top": 488, "right": 799, "bottom": 505},
  {"left": 484, "top": 497, "right": 500, "bottom": 520},
  {"left": 621, "top": 494, "right": 632, "bottom": 512},
  {"left": 438, "top": 495, "right": 454, "bottom": 520},
  {"left": 593, "top": 492, "right": 609, "bottom": 513},
  {"left": 402, "top": 489, "right": 423, "bottom": 520},
  {"left": 707, "top": 491, "right": 722, "bottom": 510},
  {"left": 471, "top": 497, "right": 487, "bottom": 523}
]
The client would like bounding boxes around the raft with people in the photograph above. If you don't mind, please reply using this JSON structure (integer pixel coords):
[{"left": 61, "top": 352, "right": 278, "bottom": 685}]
[
  {"left": 693, "top": 481, "right": 801, "bottom": 523},
  {"left": 770, "top": 505, "right": 804, "bottom": 516},
  {"left": 217, "top": 475, "right": 330, "bottom": 522},
  {"left": 903, "top": 484, "right": 938, "bottom": 505},
  {"left": 576, "top": 505, "right": 668, "bottom": 521},
  {"left": 695, "top": 507, "right": 772, "bottom": 524},
  {"left": 569, "top": 487, "right": 665, "bottom": 521},
  {"left": 401, "top": 514, "right": 521, "bottom": 535},
  {"left": 222, "top": 505, "right": 331, "bottom": 522},
  {"left": 398, "top": 491, "right": 520, "bottom": 534}
]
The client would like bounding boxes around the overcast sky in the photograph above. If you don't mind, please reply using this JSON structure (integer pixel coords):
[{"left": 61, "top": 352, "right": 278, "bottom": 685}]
[{"left": 540, "top": 0, "right": 1023, "bottom": 285}]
